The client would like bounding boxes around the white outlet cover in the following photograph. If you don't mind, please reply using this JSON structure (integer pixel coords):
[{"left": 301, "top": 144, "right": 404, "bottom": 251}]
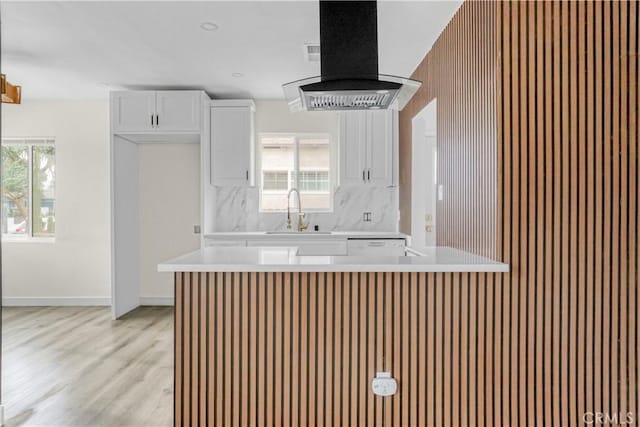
[{"left": 371, "top": 372, "right": 397, "bottom": 396}]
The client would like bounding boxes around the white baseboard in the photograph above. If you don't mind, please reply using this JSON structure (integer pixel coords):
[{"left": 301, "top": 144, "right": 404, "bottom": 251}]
[
  {"left": 140, "top": 297, "right": 174, "bottom": 306},
  {"left": 2, "top": 297, "right": 174, "bottom": 307},
  {"left": 2, "top": 297, "right": 111, "bottom": 306}
]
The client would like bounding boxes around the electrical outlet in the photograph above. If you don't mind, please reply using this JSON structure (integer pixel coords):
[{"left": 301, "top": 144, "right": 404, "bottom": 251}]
[
  {"left": 194, "top": 225, "right": 201, "bottom": 234},
  {"left": 363, "top": 212, "right": 372, "bottom": 222}
]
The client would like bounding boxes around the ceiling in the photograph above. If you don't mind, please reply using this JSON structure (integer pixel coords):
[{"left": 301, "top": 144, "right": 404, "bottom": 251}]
[{"left": 0, "top": 1, "right": 461, "bottom": 100}]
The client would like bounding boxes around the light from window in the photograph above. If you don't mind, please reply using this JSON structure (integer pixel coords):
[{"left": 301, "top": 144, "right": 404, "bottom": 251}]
[
  {"left": 263, "top": 171, "right": 289, "bottom": 191},
  {"left": 2, "top": 139, "right": 56, "bottom": 239},
  {"left": 259, "top": 134, "right": 332, "bottom": 212}
]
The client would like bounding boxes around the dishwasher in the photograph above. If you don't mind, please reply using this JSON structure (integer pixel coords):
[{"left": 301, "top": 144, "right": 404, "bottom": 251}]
[{"left": 346, "top": 239, "right": 406, "bottom": 256}]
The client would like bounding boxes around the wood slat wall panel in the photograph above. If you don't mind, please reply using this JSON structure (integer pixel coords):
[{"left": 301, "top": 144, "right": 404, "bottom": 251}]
[
  {"left": 395, "top": 0, "right": 639, "bottom": 426},
  {"left": 174, "top": 0, "right": 638, "bottom": 425}
]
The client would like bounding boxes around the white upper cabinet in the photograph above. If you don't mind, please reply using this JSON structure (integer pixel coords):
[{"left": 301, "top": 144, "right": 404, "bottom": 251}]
[
  {"left": 155, "top": 91, "right": 201, "bottom": 131},
  {"left": 339, "top": 110, "right": 395, "bottom": 186},
  {"left": 339, "top": 111, "right": 367, "bottom": 185},
  {"left": 209, "top": 101, "right": 255, "bottom": 187},
  {"left": 111, "top": 91, "right": 202, "bottom": 134},
  {"left": 111, "top": 91, "right": 156, "bottom": 133},
  {"left": 366, "top": 110, "right": 393, "bottom": 186}
]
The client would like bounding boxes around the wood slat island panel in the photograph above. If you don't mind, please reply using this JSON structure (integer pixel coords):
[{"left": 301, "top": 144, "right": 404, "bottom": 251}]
[{"left": 176, "top": 271, "right": 499, "bottom": 426}]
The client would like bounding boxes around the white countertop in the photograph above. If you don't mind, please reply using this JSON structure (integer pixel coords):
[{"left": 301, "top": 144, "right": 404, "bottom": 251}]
[
  {"left": 158, "top": 246, "right": 509, "bottom": 273},
  {"left": 203, "top": 231, "right": 407, "bottom": 240}
]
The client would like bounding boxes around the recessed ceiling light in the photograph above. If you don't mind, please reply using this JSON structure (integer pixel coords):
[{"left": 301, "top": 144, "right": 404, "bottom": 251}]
[
  {"left": 232, "top": 72, "right": 244, "bottom": 78},
  {"left": 200, "top": 22, "right": 219, "bottom": 31}
]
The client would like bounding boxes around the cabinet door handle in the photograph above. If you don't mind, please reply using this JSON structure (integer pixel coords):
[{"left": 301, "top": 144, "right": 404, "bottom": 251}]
[
  {"left": 150, "top": 114, "right": 154, "bottom": 128},
  {"left": 246, "top": 170, "right": 249, "bottom": 180},
  {"left": 156, "top": 114, "right": 159, "bottom": 127},
  {"left": 367, "top": 169, "right": 371, "bottom": 181},
  {"left": 362, "top": 170, "right": 366, "bottom": 182}
]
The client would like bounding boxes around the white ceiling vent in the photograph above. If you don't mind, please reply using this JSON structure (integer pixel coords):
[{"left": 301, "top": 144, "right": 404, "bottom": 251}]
[{"left": 303, "top": 44, "right": 321, "bottom": 62}]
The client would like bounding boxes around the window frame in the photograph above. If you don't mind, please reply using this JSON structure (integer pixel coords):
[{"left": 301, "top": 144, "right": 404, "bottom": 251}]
[
  {"left": 1, "top": 137, "right": 56, "bottom": 242},
  {"left": 257, "top": 132, "right": 334, "bottom": 213}
]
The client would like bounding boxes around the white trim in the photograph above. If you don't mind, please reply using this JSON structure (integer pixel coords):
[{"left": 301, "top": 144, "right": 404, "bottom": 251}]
[
  {"left": 140, "top": 297, "right": 175, "bottom": 306},
  {"left": 2, "top": 297, "right": 111, "bottom": 306},
  {"left": 1, "top": 236, "right": 55, "bottom": 243},
  {"left": 2, "top": 137, "right": 55, "bottom": 145}
]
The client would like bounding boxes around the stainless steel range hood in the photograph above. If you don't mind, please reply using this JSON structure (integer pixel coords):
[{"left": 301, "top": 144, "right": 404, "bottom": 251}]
[{"left": 283, "top": 0, "right": 421, "bottom": 112}]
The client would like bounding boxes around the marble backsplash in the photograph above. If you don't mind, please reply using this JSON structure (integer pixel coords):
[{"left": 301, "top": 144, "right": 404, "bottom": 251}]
[{"left": 214, "top": 185, "right": 398, "bottom": 232}]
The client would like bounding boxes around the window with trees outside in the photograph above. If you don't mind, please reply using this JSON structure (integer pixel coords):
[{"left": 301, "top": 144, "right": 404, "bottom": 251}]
[
  {"left": 259, "top": 134, "right": 332, "bottom": 212},
  {"left": 2, "top": 138, "right": 56, "bottom": 239}
]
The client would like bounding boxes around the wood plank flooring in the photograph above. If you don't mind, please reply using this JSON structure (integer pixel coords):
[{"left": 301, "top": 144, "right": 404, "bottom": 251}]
[{"left": 2, "top": 306, "right": 173, "bottom": 427}]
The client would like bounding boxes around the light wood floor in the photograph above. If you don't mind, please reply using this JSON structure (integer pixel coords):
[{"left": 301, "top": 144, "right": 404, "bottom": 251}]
[{"left": 2, "top": 306, "right": 173, "bottom": 427}]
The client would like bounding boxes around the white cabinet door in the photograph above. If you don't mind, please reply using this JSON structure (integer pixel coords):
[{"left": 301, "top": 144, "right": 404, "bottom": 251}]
[
  {"left": 204, "top": 239, "right": 247, "bottom": 247},
  {"left": 366, "top": 110, "right": 393, "bottom": 186},
  {"left": 246, "top": 239, "right": 347, "bottom": 255},
  {"left": 156, "top": 91, "right": 201, "bottom": 131},
  {"left": 111, "top": 91, "right": 156, "bottom": 132},
  {"left": 210, "top": 107, "right": 254, "bottom": 186},
  {"left": 339, "top": 111, "right": 367, "bottom": 185}
]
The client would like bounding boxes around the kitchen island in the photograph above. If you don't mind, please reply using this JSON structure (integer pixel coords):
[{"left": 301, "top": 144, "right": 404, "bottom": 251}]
[{"left": 159, "top": 246, "right": 508, "bottom": 426}]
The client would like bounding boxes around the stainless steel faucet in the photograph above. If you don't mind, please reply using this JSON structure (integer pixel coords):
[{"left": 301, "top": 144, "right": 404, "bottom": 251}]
[{"left": 287, "top": 188, "right": 309, "bottom": 232}]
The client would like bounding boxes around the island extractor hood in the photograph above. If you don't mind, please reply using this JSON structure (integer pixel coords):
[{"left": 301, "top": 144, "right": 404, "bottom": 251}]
[{"left": 282, "top": 0, "right": 421, "bottom": 112}]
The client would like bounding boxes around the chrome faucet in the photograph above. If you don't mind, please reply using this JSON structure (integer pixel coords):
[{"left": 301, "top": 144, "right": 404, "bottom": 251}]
[{"left": 287, "top": 188, "right": 309, "bottom": 232}]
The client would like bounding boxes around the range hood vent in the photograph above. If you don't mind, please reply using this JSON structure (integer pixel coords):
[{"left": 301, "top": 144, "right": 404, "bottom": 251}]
[{"left": 283, "top": 0, "right": 421, "bottom": 112}]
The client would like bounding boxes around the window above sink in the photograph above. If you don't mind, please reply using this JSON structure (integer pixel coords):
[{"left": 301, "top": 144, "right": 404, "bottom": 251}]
[{"left": 258, "top": 133, "right": 333, "bottom": 213}]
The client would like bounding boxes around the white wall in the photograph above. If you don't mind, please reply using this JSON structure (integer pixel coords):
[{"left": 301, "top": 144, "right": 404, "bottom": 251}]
[
  {"left": 1, "top": 101, "right": 201, "bottom": 303},
  {"left": 138, "top": 143, "right": 200, "bottom": 301},
  {"left": 1, "top": 100, "right": 111, "bottom": 303},
  {"left": 255, "top": 100, "right": 340, "bottom": 136}
]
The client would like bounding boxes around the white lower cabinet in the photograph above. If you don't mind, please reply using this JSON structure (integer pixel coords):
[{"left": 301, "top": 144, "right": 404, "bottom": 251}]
[
  {"left": 204, "top": 239, "right": 246, "bottom": 248},
  {"left": 204, "top": 236, "right": 406, "bottom": 256},
  {"left": 246, "top": 239, "right": 347, "bottom": 256},
  {"left": 346, "top": 239, "right": 406, "bottom": 256}
]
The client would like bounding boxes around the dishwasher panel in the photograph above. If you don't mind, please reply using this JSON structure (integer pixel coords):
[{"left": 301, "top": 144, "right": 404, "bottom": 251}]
[{"left": 347, "top": 239, "right": 406, "bottom": 256}]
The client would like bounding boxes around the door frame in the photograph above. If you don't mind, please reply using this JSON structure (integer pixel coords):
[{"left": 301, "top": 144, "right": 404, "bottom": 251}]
[{"left": 411, "top": 99, "right": 437, "bottom": 248}]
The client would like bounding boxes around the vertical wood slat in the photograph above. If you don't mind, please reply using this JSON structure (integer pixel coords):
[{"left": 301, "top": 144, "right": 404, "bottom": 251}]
[
  {"left": 326, "top": 273, "right": 335, "bottom": 427},
  {"left": 292, "top": 272, "right": 300, "bottom": 427},
  {"left": 199, "top": 273, "right": 207, "bottom": 427},
  {"left": 216, "top": 272, "right": 224, "bottom": 426},
  {"left": 184, "top": 274, "right": 191, "bottom": 427},
  {"left": 585, "top": 1, "right": 595, "bottom": 422},
  {"left": 174, "top": 1, "right": 639, "bottom": 425},
  {"left": 628, "top": 0, "right": 638, "bottom": 421},
  {"left": 333, "top": 273, "right": 342, "bottom": 427},
  {"left": 174, "top": 273, "right": 182, "bottom": 425},
  {"left": 308, "top": 273, "right": 318, "bottom": 425},
  {"left": 265, "top": 273, "right": 274, "bottom": 427},
  {"left": 274, "top": 272, "right": 283, "bottom": 426},
  {"left": 248, "top": 273, "right": 257, "bottom": 427},
  {"left": 594, "top": 0, "right": 604, "bottom": 417},
  {"left": 368, "top": 273, "right": 377, "bottom": 427}
]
